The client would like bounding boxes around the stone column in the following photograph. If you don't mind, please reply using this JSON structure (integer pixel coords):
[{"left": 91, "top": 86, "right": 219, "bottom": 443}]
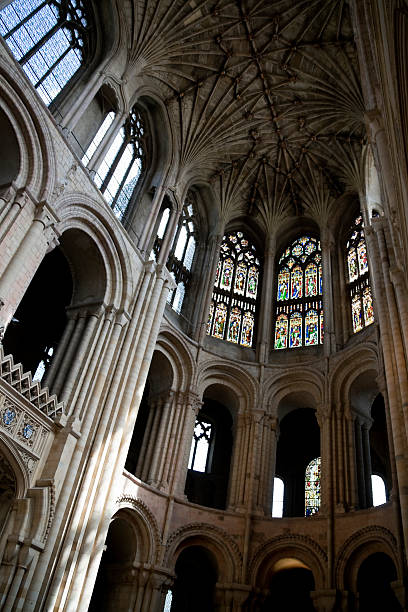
[
  {"left": 316, "top": 407, "right": 331, "bottom": 515},
  {"left": 311, "top": 589, "right": 338, "bottom": 612},
  {"left": 257, "top": 233, "right": 276, "bottom": 362},
  {"left": 162, "top": 392, "right": 186, "bottom": 492},
  {"left": 140, "top": 394, "right": 164, "bottom": 482},
  {"left": 362, "top": 418, "right": 373, "bottom": 507},
  {"left": 86, "top": 112, "right": 127, "bottom": 173},
  {"left": 354, "top": 416, "right": 366, "bottom": 508},
  {"left": 157, "top": 205, "right": 181, "bottom": 265},
  {"left": 228, "top": 413, "right": 252, "bottom": 510},
  {"left": 148, "top": 391, "right": 175, "bottom": 487},
  {"left": 345, "top": 412, "right": 358, "bottom": 510},
  {"left": 258, "top": 416, "right": 278, "bottom": 514},
  {"left": 0, "top": 202, "right": 59, "bottom": 332}
]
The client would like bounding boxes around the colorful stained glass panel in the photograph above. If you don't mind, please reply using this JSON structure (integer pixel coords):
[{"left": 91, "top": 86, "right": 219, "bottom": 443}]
[
  {"left": 362, "top": 287, "right": 374, "bottom": 326},
  {"left": 227, "top": 307, "right": 241, "bottom": 343},
  {"left": 352, "top": 295, "right": 363, "bottom": 333},
  {"left": 213, "top": 303, "right": 227, "bottom": 339},
  {"left": 289, "top": 312, "right": 302, "bottom": 348},
  {"left": 220, "top": 258, "right": 234, "bottom": 290},
  {"left": 275, "top": 314, "right": 288, "bottom": 349},
  {"left": 247, "top": 266, "right": 258, "bottom": 299},
  {"left": 277, "top": 269, "right": 289, "bottom": 301},
  {"left": 241, "top": 311, "right": 254, "bottom": 347},
  {"left": 305, "top": 310, "right": 319, "bottom": 346},
  {"left": 234, "top": 262, "right": 247, "bottom": 295},
  {"left": 305, "top": 263, "right": 317, "bottom": 297},
  {"left": 207, "top": 302, "right": 214, "bottom": 335},
  {"left": 348, "top": 247, "right": 358, "bottom": 282},
  {"left": 320, "top": 310, "right": 324, "bottom": 344},
  {"left": 305, "top": 457, "right": 321, "bottom": 516},
  {"left": 357, "top": 240, "right": 368, "bottom": 276},
  {"left": 291, "top": 267, "right": 303, "bottom": 299},
  {"left": 214, "top": 260, "right": 221, "bottom": 287}
]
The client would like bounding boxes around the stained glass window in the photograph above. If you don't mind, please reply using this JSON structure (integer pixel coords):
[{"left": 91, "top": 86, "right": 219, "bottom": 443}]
[
  {"left": 188, "top": 417, "right": 212, "bottom": 472},
  {"left": 166, "top": 191, "right": 197, "bottom": 314},
  {"left": 207, "top": 231, "right": 260, "bottom": 348},
  {"left": 274, "top": 236, "right": 323, "bottom": 349},
  {"left": 94, "top": 107, "right": 146, "bottom": 220},
  {"left": 305, "top": 457, "right": 321, "bottom": 516},
  {"left": 0, "top": 0, "right": 93, "bottom": 106},
  {"left": 346, "top": 215, "right": 374, "bottom": 333}
]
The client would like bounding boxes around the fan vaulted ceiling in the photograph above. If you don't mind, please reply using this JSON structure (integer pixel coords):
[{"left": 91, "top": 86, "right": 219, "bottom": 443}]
[{"left": 122, "top": 0, "right": 366, "bottom": 230}]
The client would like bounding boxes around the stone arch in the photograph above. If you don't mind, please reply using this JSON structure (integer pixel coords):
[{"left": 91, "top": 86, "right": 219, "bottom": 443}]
[
  {"left": 54, "top": 194, "right": 132, "bottom": 309},
  {"left": 0, "top": 64, "right": 56, "bottom": 199},
  {"left": 156, "top": 327, "right": 195, "bottom": 393},
  {"left": 114, "top": 496, "right": 161, "bottom": 565},
  {"left": 197, "top": 360, "right": 257, "bottom": 415},
  {"left": 249, "top": 534, "right": 327, "bottom": 591},
  {"left": 265, "top": 370, "right": 323, "bottom": 418},
  {"left": 0, "top": 433, "right": 29, "bottom": 498},
  {"left": 330, "top": 345, "right": 379, "bottom": 410},
  {"left": 336, "top": 525, "right": 400, "bottom": 591},
  {"left": 164, "top": 523, "right": 242, "bottom": 583}
]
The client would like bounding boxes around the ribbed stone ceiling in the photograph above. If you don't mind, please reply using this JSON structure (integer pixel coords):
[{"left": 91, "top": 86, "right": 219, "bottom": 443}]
[{"left": 124, "top": 0, "right": 366, "bottom": 230}]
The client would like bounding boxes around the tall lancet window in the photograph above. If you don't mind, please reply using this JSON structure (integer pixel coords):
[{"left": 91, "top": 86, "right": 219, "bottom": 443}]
[
  {"left": 167, "top": 192, "right": 197, "bottom": 314},
  {"left": 94, "top": 107, "right": 146, "bottom": 220},
  {"left": 346, "top": 215, "right": 374, "bottom": 333},
  {"left": 274, "top": 236, "right": 323, "bottom": 349},
  {"left": 207, "top": 231, "right": 260, "bottom": 348},
  {"left": 305, "top": 457, "right": 321, "bottom": 516},
  {"left": 0, "top": 0, "right": 93, "bottom": 105}
]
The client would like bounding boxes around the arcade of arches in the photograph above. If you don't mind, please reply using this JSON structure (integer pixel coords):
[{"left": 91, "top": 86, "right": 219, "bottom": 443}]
[{"left": 0, "top": 1, "right": 408, "bottom": 610}]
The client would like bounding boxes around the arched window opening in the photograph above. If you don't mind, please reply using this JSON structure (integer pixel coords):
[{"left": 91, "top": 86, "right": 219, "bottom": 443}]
[
  {"left": 274, "top": 236, "right": 323, "bottom": 349},
  {"left": 0, "top": 0, "right": 93, "bottom": 106},
  {"left": 188, "top": 417, "right": 212, "bottom": 472},
  {"left": 305, "top": 457, "right": 321, "bottom": 516},
  {"left": 275, "top": 407, "right": 320, "bottom": 517},
  {"left": 272, "top": 477, "right": 284, "bottom": 517},
  {"left": 81, "top": 111, "right": 115, "bottom": 166},
  {"left": 185, "top": 399, "right": 233, "bottom": 510},
  {"left": 93, "top": 106, "right": 146, "bottom": 220},
  {"left": 151, "top": 204, "right": 171, "bottom": 262},
  {"left": 206, "top": 231, "right": 260, "bottom": 348},
  {"left": 346, "top": 215, "right": 374, "bottom": 333},
  {"left": 167, "top": 192, "right": 197, "bottom": 314},
  {"left": 371, "top": 474, "right": 387, "bottom": 506},
  {"left": 163, "top": 590, "right": 173, "bottom": 612},
  {"left": 3, "top": 247, "right": 73, "bottom": 379}
]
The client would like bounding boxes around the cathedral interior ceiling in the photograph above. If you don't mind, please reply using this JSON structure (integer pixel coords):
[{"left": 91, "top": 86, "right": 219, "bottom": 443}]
[{"left": 125, "top": 0, "right": 365, "bottom": 229}]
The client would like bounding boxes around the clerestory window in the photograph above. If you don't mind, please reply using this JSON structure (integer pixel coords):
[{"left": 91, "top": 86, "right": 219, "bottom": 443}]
[
  {"left": 207, "top": 231, "right": 260, "bottom": 348},
  {"left": 93, "top": 106, "right": 146, "bottom": 220},
  {"left": 274, "top": 236, "right": 323, "bottom": 349},
  {"left": 188, "top": 417, "right": 212, "bottom": 473},
  {"left": 346, "top": 215, "right": 374, "bottom": 333},
  {"left": 167, "top": 192, "right": 197, "bottom": 314},
  {"left": 0, "top": 0, "right": 93, "bottom": 106}
]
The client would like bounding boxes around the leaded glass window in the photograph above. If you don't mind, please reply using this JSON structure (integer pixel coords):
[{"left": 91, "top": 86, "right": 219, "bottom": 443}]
[
  {"left": 93, "top": 107, "right": 146, "bottom": 220},
  {"left": 207, "top": 231, "right": 260, "bottom": 348},
  {"left": 274, "top": 236, "right": 323, "bottom": 349},
  {"left": 346, "top": 215, "right": 374, "bottom": 333},
  {"left": 167, "top": 192, "right": 197, "bottom": 314},
  {"left": 188, "top": 417, "right": 212, "bottom": 472},
  {"left": 305, "top": 457, "right": 321, "bottom": 516},
  {"left": 0, "top": 0, "right": 93, "bottom": 106},
  {"left": 81, "top": 111, "right": 115, "bottom": 166}
]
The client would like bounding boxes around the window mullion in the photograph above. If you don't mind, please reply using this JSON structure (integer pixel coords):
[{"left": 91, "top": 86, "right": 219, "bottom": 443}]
[
  {"left": 100, "top": 138, "right": 128, "bottom": 193},
  {"left": 111, "top": 153, "right": 134, "bottom": 207},
  {"left": 19, "top": 21, "right": 61, "bottom": 66},
  {"left": 33, "top": 43, "right": 72, "bottom": 87}
]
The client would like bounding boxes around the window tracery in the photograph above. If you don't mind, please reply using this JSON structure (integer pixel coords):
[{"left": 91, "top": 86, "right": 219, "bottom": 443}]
[
  {"left": 0, "top": 0, "right": 92, "bottom": 105},
  {"left": 207, "top": 231, "right": 260, "bottom": 348},
  {"left": 346, "top": 215, "right": 374, "bottom": 333},
  {"left": 93, "top": 107, "right": 146, "bottom": 220},
  {"left": 305, "top": 457, "right": 321, "bottom": 516},
  {"left": 166, "top": 192, "right": 197, "bottom": 314},
  {"left": 188, "top": 417, "right": 212, "bottom": 472},
  {"left": 274, "top": 236, "right": 323, "bottom": 349}
]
